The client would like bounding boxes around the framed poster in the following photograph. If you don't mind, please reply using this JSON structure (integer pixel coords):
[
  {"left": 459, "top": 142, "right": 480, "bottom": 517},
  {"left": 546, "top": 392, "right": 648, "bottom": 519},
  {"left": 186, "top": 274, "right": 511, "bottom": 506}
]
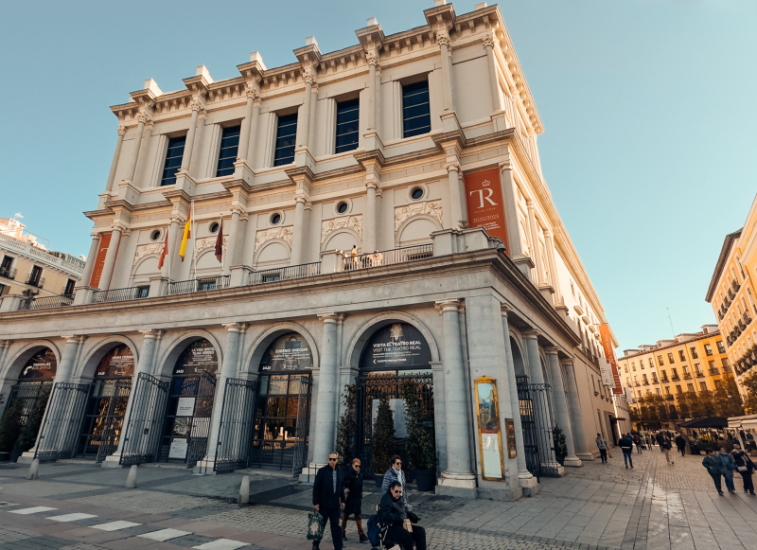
[
  {"left": 474, "top": 377, "right": 506, "bottom": 481},
  {"left": 168, "top": 438, "right": 188, "bottom": 459},
  {"left": 176, "top": 397, "right": 196, "bottom": 416},
  {"left": 505, "top": 418, "right": 517, "bottom": 459}
]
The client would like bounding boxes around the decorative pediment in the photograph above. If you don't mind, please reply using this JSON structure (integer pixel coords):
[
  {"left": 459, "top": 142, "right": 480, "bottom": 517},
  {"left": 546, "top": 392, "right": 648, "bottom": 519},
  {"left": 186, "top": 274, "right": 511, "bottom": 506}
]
[
  {"left": 133, "top": 243, "right": 162, "bottom": 265},
  {"left": 321, "top": 215, "right": 363, "bottom": 243},
  {"left": 256, "top": 226, "right": 293, "bottom": 248},
  {"left": 394, "top": 200, "right": 443, "bottom": 231}
]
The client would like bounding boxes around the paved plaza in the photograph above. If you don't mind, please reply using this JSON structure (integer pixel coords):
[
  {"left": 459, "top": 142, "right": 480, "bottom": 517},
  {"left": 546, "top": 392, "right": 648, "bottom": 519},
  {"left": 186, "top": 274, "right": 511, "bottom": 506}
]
[{"left": 1, "top": 448, "right": 757, "bottom": 550}]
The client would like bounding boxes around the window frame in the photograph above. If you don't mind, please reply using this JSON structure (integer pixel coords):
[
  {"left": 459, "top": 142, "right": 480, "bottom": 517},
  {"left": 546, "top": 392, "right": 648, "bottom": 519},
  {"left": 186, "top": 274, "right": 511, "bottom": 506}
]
[
  {"left": 334, "top": 97, "right": 360, "bottom": 154},
  {"left": 215, "top": 124, "right": 242, "bottom": 177},
  {"left": 160, "top": 135, "right": 187, "bottom": 186},
  {"left": 273, "top": 112, "right": 298, "bottom": 167},
  {"left": 401, "top": 78, "right": 431, "bottom": 139}
]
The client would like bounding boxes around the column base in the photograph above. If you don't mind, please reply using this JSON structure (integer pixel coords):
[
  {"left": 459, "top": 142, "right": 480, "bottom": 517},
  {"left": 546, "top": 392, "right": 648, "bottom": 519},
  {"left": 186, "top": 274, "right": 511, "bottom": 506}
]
[
  {"left": 101, "top": 455, "right": 124, "bottom": 469},
  {"left": 193, "top": 459, "right": 217, "bottom": 475},
  {"left": 577, "top": 452, "right": 596, "bottom": 461},
  {"left": 299, "top": 463, "right": 324, "bottom": 483},
  {"left": 518, "top": 473, "right": 540, "bottom": 497},
  {"left": 544, "top": 463, "right": 566, "bottom": 477},
  {"left": 563, "top": 456, "right": 583, "bottom": 468},
  {"left": 17, "top": 452, "right": 35, "bottom": 464},
  {"left": 436, "top": 471, "right": 477, "bottom": 498}
]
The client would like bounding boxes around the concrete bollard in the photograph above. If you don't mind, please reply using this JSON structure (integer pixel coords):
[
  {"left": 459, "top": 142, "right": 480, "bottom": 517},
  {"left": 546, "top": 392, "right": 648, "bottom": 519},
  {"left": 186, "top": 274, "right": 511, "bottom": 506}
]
[
  {"left": 238, "top": 475, "right": 250, "bottom": 505},
  {"left": 125, "top": 464, "right": 138, "bottom": 489},
  {"left": 27, "top": 459, "right": 39, "bottom": 480}
]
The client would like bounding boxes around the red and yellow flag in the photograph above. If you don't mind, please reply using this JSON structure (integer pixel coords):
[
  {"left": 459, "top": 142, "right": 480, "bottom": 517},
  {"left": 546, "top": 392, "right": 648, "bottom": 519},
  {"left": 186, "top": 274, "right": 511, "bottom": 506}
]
[
  {"left": 157, "top": 228, "right": 169, "bottom": 269},
  {"left": 179, "top": 210, "right": 191, "bottom": 261}
]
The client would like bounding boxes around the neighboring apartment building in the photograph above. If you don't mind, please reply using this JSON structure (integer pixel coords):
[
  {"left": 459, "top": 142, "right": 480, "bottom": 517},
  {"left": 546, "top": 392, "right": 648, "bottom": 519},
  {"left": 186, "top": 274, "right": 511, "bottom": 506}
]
[
  {"left": 0, "top": 217, "right": 85, "bottom": 302},
  {"left": 0, "top": 2, "right": 619, "bottom": 500},
  {"left": 619, "top": 325, "right": 733, "bottom": 419},
  {"left": 706, "top": 194, "right": 757, "bottom": 396}
]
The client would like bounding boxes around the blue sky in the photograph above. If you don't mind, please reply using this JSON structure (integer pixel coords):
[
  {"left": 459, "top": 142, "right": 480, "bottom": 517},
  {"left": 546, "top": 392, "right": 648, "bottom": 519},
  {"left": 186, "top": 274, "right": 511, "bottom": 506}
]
[{"left": 1, "top": 0, "right": 755, "bottom": 351}]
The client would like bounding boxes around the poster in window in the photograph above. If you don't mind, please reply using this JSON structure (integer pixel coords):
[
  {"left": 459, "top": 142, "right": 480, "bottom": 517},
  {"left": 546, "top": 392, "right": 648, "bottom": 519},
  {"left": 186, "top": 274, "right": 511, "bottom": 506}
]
[
  {"left": 172, "top": 418, "right": 191, "bottom": 437},
  {"left": 360, "top": 323, "right": 431, "bottom": 370},
  {"left": 260, "top": 333, "right": 313, "bottom": 371},
  {"left": 95, "top": 345, "right": 135, "bottom": 377},
  {"left": 169, "top": 438, "right": 188, "bottom": 459},
  {"left": 18, "top": 349, "right": 57, "bottom": 380},
  {"left": 176, "top": 397, "right": 195, "bottom": 416},
  {"left": 173, "top": 339, "right": 218, "bottom": 375},
  {"left": 475, "top": 377, "right": 506, "bottom": 481},
  {"left": 463, "top": 168, "right": 509, "bottom": 251}
]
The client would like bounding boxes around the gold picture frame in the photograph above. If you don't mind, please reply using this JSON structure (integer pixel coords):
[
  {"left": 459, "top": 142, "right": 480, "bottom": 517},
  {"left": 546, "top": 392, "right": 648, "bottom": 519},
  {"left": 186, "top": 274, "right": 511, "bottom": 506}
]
[{"left": 474, "top": 376, "right": 506, "bottom": 481}]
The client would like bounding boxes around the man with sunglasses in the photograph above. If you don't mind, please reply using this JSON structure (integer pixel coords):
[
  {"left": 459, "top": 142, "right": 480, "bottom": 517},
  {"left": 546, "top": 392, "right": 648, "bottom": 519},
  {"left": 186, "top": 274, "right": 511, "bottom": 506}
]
[
  {"left": 313, "top": 452, "right": 346, "bottom": 550},
  {"left": 378, "top": 480, "right": 426, "bottom": 550}
]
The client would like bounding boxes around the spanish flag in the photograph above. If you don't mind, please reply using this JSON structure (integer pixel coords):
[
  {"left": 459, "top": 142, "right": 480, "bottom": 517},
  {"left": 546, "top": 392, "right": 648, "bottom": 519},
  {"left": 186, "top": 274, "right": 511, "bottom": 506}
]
[{"left": 179, "top": 209, "right": 191, "bottom": 261}]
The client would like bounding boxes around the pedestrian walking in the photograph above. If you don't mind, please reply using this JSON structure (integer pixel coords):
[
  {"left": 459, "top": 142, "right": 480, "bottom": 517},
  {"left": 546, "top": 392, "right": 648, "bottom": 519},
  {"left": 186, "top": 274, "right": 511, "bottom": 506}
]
[
  {"left": 661, "top": 435, "right": 674, "bottom": 465},
  {"left": 718, "top": 447, "right": 737, "bottom": 494},
  {"left": 619, "top": 433, "right": 634, "bottom": 468},
  {"left": 656, "top": 431, "right": 665, "bottom": 451},
  {"left": 312, "top": 452, "right": 346, "bottom": 550},
  {"left": 731, "top": 444, "right": 755, "bottom": 495},
  {"left": 675, "top": 434, "right": 686, "bottom": 457},
  {"left": 702, "top": 449, "right": 724, "bottom": 495},
  {"left": 634, "top": 433, "right": 643, "bottom": 454},
  {"left": 341, "top": 458, "right": 368, "bottom": 542},
  {"left": 378, "top": 480, "right": 426, "bottom": 550},
  {"left": 596, "top": 433, "right": 608, "bottom": 463},
  {"left": 382, "top": 455, "right": 410, "bottom": 508}
]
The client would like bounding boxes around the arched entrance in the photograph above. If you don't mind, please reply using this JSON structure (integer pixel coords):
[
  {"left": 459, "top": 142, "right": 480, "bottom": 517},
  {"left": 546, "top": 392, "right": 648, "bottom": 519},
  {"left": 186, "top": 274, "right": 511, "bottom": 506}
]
[
  {"left": 76, "top": 345, "right": 134, "bottom": 462},
  {"left": 159, "top": 339, "right": 217, "bottom": 467},
  {"left": 355, "top": 322, "right": 435, "bottom": 480},
  {"left": 249, "top": 332, "right": 313, "bottom": 471},
  {"left": 1, "top": 349, "right": 56, "bottom": 461}
]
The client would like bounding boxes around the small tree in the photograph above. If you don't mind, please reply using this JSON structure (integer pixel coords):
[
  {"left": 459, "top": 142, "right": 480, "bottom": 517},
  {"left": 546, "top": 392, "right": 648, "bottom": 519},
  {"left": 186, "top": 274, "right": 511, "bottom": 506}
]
[
  {"left": 336, "top": 385, "right": 357, "bottom": 464},
  {"left": 552, "top": 425, "right": 568, "bottom": 462},
  {"left": 15, "top": 389, "right": 50, "bottom": 452},
  {"left": 401, "top": 380, "right": 435, "bottom": 471},
  {"left": 713, "top": 377, "right": 744, "bottom": 418},
  {"left": 371, "top": 394, "right": 396, "bottom": 475},
  {"left": 742, "top": 371, "right": 757, "bottom": 414},
  {"left": 0, "top": 399, "right": 24, "bottom": 453}
]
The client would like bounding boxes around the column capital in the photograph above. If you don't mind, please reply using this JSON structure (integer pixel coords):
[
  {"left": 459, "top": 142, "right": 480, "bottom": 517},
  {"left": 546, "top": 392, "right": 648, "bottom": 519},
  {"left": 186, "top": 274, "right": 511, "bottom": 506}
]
[
  {"left": 445, "top": 161, "right": 460, "bottom": 173},
  {"left": 222, "top": 322, "right": 247, "bottom": 333},
  {"left": 137, "top": 111, "right": 151, "bottom": 124},
  {"left": 561, "top": 358, "right": 575, "bottom": 367},
  {"left": 317, "top": 312, "right": 340, "bottom": 324},
  {"left": 302, "top": 67, "right": 317, "bottom": 86},
  {"left": 0, "top": 340, "right": 12, "bottom": 350},
  {"left": 245, "top": 84, "right": 260, "bottom": 100},
  {"left": 522, "top": 329, "right": 540, "bottom": 339},
  {"left": 501, "top": 302, "right": 513, "bottom": 315},
  {"left": 483, "top": 32, "right": 497, "bottom": 49},
  {"left": 498, "top": 159, "right": 512, "bottom": 171},
  {"left": 61, "top": 335, "right": 87, "bottom": 345},
  {"left": 545, "top": 346, "right": 559, "bottom": 356},
  {"left": 111, "top": 221, "right": 128, "bottom": 233},
  {"left": 365, "top": 49, "right": 380, "bottom": 68},
  {"left": 117, "top": 125, "right": 126, "bottom": 136},
  {"left": 139, "top": 329, "right": 164, "bottom": 339},
  {"left": 436, "top": 29, "right": 450, "bottom": 48},
  {"left": 190, "top": 100, "right": 203, "bottom": 113},
  {"left": 435, "top": 298, "right": 461, "bottom": 314},
  {"left": 230, "top": 206, "right": 245, "bottom": 216}
]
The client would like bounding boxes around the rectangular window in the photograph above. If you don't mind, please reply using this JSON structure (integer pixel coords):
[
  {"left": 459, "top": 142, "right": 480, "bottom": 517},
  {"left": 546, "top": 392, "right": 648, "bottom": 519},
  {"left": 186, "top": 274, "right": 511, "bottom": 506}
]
[
  {"left": 679, "top": 350, "right": 686, "bottom": 361},
  {"left": 667, "top": 352, "right": 675, "bottom": 363},
  {"left": 402, "top": 80, "right": 431, "bottom": 138},
  {"left": 687, "top": 383, "right": 695, "bottom": 392},
  {"left": 665, "top": 386, "right": 671, "bottom": 395},
  {"left": 160, "top": 136, "right": 186, "bottom": 186},
  {"left": 335, "top": 98, "right": 360, "bottom": 153},
  {"left": 661, "top": 370, "right": 668, "bottom": 380},
  {"left": 136, "top": 285, "right": 150, "bottom": 298},
  {"left": 715, "top": 379, "right": 722, "bottom": 389},
  {"left": 656, "top": 388, "right": 662, "bottom": 395},
  {"left": 216, "top": 125, "right": 241, "bottom": 177},
  {"left": 28, "top": 265, "right": 43, "bottom": 286},
  {"left": 652, "top": 373, "right": 658, "bottom": 383},
  {"left": 64, "top": 279, "right": 76, "bottom": 296},
  {"left": 699, "top": 382, "right": 707, "bottom": 391},
  {"left": 0, "top": 255, "right": 13, "bottom": 279},
  {"left": 657, "top": 355, "right": 664, "bottom": 366},
  {"left": 273, "top": 113, "right": 298, "bottom": 166},
  {"left": 690, "top": 347, "right": 699, "bottom": 359},
  {"left": 632, "top": 362, "right": 636, "bottom": 371},
  {"left": 676, "top": 385, "right": 682, "bottom": 394},
  {"left": 717, "top": 341, "right": 726, "bottom": 354},
  {"left": 704, "top": 344, "right": 713, "bottom": 356},
  {"left": 649, "top": 359, "right": 654, "bottom": 369}
]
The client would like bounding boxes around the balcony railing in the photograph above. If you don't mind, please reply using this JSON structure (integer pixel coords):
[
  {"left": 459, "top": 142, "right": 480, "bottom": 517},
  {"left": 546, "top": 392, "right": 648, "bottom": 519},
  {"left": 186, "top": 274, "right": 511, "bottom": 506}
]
[
  {"left": 26, "top": 276, "right": 44, "bottom": 288},
  {"left": 709, "top": 368, "right": 720, "bottom": 375},
  {"left": 660, "top": 378, "right": 669, "bottom": 383},
  {"left": 169, "top": 276, "right": 230, "bottom": 295},
  {"left": 683, "top": 373, "right": 692, "bottom": 380},
  {"left": 343, "top": 244, "right": 433, "bottom": 271},
  {"left": 0, "top": 266, "right": 16, "bottom": 279},
  {"left": 93, "top": 286, "right": 150, "bottom": 303},
  {"left": 18, "top": 294, "right": 74, "bottom": 311},
  {"left": 249, "top": 262, "right": 321, "bottom": 285},
  {"left": 671, "top": 375, "right": 680, "bottom": 381},
  {"left": 723, "top": 366, "right": 732, "bottom": 373},
  {"left": 665, "top": 395, "right": 675, "bottom": 401},
  {"left": 696, "top": 371, "right": 705, "bottom": 378}
]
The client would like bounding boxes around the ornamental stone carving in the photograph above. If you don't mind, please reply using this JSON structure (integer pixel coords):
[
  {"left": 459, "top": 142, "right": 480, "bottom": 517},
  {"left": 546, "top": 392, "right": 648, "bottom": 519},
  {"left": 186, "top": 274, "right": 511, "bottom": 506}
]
[
  {"left": 255, "top": 226, "right": 293, "bottom": 248},
  {"left": 133, "top": 242, "right": 163, "bottom": 264},
  {"left": 137, "top": 112, "right": 150, "bottom": 124},
  {"left": 365, "top": 50, "right": 379, "bottom": 67},
  {"left": 321, "top": 215, "right": 363, "bottom": 244},
  {"left": 190, "top": 101, "right": 202, "bottom": 112},
  {"left": 394, "top": 200, "right": 443, "bottom": 231},
  {"left": 117, "top": 125, "right": 126, "bottom": 136},
  {"left": 245, "top": 85, "right": 259, "bottom": 100},
  {"left": 437, "top": 30, "right": 450, "bottom": 48},
  {"left": 302, "top": 68, "right": 317, "bottom": 86},
  {"left": 195, "top": 236, "right": 228, "bottom": 251},
  {"left": 483, "top": 33, "right": 497, "bottom": 49}
]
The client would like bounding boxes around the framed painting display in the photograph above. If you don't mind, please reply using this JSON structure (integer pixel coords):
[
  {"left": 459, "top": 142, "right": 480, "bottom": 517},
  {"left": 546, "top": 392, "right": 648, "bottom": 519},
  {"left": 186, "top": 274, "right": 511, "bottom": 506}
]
[{"left": 474, "top": 377, "right": 506, "bottom": 481}]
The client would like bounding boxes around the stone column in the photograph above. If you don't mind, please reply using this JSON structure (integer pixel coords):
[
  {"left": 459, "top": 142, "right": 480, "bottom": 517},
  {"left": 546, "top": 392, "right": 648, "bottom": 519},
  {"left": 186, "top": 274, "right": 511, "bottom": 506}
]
[
  {"left": 446, "top": 161, "right": 464, "bottom": 228},
  {"left": 57, "top": 336, "right": 85, "bottom": 384},
  {"left": 310, "top": 313, "right": 339, "bottom": 468},
  {"left": 97, "top": 226, "right": 123, "bottom": 291},
  {"left": 162, "top": 216, "right": 181, "bottom": 280},
  {"left": 246, "top": 98, "right": 261, "bottom": 164},
  {"left": 483, "top": 33, "right": 501, "bottom": 113},
  {"left": 364, "top": 182, "right": 377, "bottom": 253},
  {"left": 563, "top": 359, "right": 592, "bottom": 459},
  {"left": 223, "top": 209, "right": 241, "bottom": 277},
  {"left": 527, "top": 201, "right": 545, "bottom": 284},
  {"left": 79, "top": 234, "right": 101, "bottom": 287},
  {"left": 125, "top": 113, "right": 147, "bottom": 182},
  {"left": 181, "top": 102, "right": 202, "bottom": 172},
  {"left": 366, "top": 51, "right": 379, "bottom": 131},
  {"left": 499, "top": 159, "right": 524, "bottom": 258},
  {"left": 544, "top": 230, "right": 563, "bottom": 304},
  {"left": 296, "top": 71, "right": 314, "bottom": 149},
  {"left": 291, "top": 195, "right": 307, "bottom": 265},
  {"left": 523, "top": 330, "right": 560, "bottom": 470},
  {"left": 546, "top": 349, "right": 581, "bottom": 467},
  {"left": 437, "top": 31, "right": 454, "bottom": 112},
  {"left": 435, "top": 299, "right": 476, "bottom": 493},
  {"left": 197, "top": 323, "right": 245, "bottom": 472},
  {"left": 237, "top": 88, "right": 256, "bottom": 162},
  {"left": 106, "top": 126, "right": 127, "bottom": 194},
  {"left": 501, "top": 306, "right": 538, "bottom": 493},
  {"left": 0, "top": 340, "right": 11, "bottom": 377}
]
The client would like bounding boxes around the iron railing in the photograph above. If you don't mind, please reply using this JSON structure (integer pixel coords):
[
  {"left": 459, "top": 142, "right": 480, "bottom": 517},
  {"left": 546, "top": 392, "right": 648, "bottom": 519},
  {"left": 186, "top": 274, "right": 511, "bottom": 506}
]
[
  {"left": 120, "top": 373, "right": 169, "bottom": 466},
  {"left": 213, "top": 378, "right": 257, "bottom": 473},
  {"left": 249, "top": 262, "right": 321, "bottom": 285},
  {"left": 0, "top": 267, "right": 16, "bottom": 279},
  {"left": 168, "top": 275, "right": 230, "bottom": 295},
  {"left": 343, "top": 244, "right": 433, "bottom": 271},
  {"left": 26, "top": 276, "right": 45, "bottom": 288},
  {"left": 93, "top": 286, "right": 149, "bottom": 303},
  {"left": 19, "top": 294, "right": 74, "bottom": 311},
  {"left": 516, "top": 376, "right": 560, "bottom": 479},
  {"left": 34, "top": 382, "right": 89, "bottom": 461}
]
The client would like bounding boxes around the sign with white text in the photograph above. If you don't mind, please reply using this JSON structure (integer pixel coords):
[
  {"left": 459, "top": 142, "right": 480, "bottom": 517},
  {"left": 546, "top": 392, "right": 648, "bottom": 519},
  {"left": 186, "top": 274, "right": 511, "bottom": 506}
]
[{"left": 464, "top": 168, "right": 509, "bottom": 251}]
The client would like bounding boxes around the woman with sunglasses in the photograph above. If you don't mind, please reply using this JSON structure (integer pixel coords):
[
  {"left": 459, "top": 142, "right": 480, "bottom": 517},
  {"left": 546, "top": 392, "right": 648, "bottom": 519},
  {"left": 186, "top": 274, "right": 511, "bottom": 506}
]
[
  {"left": 378, "top": 480, "right": 425, "bottom": 550},
  {"left": 341, "top": 458, "right": 368, "bottom": 542},
  {"left": 381, "top": 455, "right": 409, "bottom": 508}
]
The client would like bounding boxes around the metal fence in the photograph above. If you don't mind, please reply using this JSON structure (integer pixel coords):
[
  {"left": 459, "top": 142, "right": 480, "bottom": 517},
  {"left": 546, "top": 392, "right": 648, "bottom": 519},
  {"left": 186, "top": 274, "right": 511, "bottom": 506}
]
[
  {"left": 185, "top": 370, "right": 216, "bottom": 469},
  {"left": 168, "top": 276, "right": 230, "bottom": 295},
  {"left": 93, "top": 286, "right": 149, "bottom": 303},
  {"left": 95, "top": 380, "right": 132, "bottom": 463},
  {"left": 120, "top": 373, "right": 169, "bottom": 466},
  {"left": 343, "top": 244, "right": 433, "bottom": 272},
  {"left": 249, "top": 262, "right": 321, "bottom": 285},
  {"left": 19, "top": 294, "right": 74, "bottom": 310},
  {"left": 34, "top": 383, "right": 89, "bottom": 461},
  {"left": 7, "top": 381, "right": 53, "bottom": 426},
  {"left": 516, "top": 376, "right": 560, "bottom": 479},
  {"left": 213, "top": 378, "right": 257, "bottom": 473}
]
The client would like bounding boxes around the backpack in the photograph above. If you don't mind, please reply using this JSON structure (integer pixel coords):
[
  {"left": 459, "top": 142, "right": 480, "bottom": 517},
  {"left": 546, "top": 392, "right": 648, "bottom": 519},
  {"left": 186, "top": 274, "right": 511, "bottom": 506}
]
[{"left": 367, "top": 514, "right": 385, "bottom": 547}]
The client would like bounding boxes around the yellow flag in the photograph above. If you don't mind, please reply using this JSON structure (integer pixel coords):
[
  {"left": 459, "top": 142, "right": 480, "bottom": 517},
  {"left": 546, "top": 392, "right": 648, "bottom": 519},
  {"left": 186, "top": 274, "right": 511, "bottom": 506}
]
[{"left": 179, "top": 210, "right": 191, "bottom": 261}]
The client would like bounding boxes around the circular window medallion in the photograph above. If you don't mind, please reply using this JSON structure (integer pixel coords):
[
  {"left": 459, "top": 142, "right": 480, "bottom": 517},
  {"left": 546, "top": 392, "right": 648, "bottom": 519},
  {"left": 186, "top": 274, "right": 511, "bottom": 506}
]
[
  {"left": 150, "top": 229, "right": 162, "bottom": 241},
  {"left": 270, "top": 213, "right": 282, "bottom": 225},
  {"left": 337, "top": 202, "right": 349, "bottom": 214},
  {"left": 209, "top": 222, "right": 220, "bottom": 234},
  {"left": 411, "top": 187, "right": 424, "bottom": 200}
]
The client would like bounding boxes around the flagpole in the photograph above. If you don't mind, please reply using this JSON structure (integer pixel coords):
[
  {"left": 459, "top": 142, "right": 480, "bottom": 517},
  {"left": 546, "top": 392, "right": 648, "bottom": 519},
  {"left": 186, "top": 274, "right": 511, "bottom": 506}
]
[{"left": 191, "top": 201, "right": 197, "bottom": 281}]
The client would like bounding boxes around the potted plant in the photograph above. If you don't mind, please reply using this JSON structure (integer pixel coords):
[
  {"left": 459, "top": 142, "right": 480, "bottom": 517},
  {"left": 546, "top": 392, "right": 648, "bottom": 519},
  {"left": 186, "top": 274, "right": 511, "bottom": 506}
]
[
  {"left": 371, "top": 393, "right": 396, "bottom": 487},
  {"left": 14, "top": 389, "right": 50, "bottom": 461},
  {"left": 336, "top": 385, "right": 357, "bottom": 472},
  {"left": 552, "top": 425, "right": 568, "bottom": 466},
  {"left": 0, "top": 399, "right": 24, "bottom": 462},
  {"left": 402, "top": 380, "right": 436, "bottom": 491}
]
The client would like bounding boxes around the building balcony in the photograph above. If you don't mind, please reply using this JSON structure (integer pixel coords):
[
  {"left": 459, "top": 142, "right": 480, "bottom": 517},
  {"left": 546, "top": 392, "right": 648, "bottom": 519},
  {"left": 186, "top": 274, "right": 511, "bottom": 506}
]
[
  {"left": 723, "top": 366, "right": 732, "bottom": 373},
  {"left": 709, "top": 368, "right": 720, "bottom": 375},
  {"left": 660, "top": 378, "right": 669, "bottom": 383},
  {"left": 683, "top": 373, "right": 692, "bottom": 380},
  {"left": 18, "top": 294, "right": 74, "bottom": 311},
  {"left": 169, "top": 276, "right": 230, "bottom": 295},
  {"left": 26, "top": 276, "right": 44, "bottom": 288},
  {"left": 671, "top": 375, "right": 680, "bottom": 381},
  {"left": 93, "top": 286, "right": 150, "bottom": 304},
  {"left": 0, "top": 266, "right": 16, "bottom": 280},
  {"left": 665, "top": 395, "right": 675, "bottom": 401},
  {"left": 696, "top": 371, "right": 705, "bottom": 378}
]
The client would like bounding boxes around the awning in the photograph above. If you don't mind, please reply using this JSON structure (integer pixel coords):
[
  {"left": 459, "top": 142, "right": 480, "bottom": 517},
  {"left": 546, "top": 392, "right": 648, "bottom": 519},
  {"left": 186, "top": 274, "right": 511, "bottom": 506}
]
[
  {"left": 678, "top": 417, "right": 728, "bottom": 429},
  {"left": 728, "top": 414, "right": 757, "bottom": 429}
]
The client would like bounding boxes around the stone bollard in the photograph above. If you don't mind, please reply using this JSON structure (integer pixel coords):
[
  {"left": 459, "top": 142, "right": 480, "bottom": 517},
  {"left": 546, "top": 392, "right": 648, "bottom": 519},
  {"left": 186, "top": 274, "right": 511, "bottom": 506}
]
[
  {"left": 125, "top": 465, "right": 138, "bottom": 489},
  {"left": 27, "top": 459, "right": 39, "bottom": 480},
  {"left": 238, "top": 475, "right": 250, "bottom": 505}
]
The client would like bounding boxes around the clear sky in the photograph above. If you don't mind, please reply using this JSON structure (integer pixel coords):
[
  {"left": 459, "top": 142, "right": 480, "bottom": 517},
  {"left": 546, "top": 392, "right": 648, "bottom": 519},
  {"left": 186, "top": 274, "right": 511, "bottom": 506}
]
[{"left": 1, "top": 0, "right": 755, "bottom": 351}]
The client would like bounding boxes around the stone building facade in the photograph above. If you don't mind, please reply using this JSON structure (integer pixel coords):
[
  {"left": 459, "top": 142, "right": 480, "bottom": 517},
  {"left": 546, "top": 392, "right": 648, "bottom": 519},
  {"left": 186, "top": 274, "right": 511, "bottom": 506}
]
[{"left": 0, "top": 2, "right": 618, "bottom": 500}]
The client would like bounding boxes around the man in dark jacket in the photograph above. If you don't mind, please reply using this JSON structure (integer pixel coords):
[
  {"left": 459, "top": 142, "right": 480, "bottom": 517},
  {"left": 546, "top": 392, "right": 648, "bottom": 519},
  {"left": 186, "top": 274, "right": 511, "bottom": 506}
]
[
  {"left": 313, "top": 452, "right": 346, "bottom": 550},
  {"left": 655, "top": 431, "right": 665, "bottom": 451},
  {"left": 378, "top": 481, "right": 426, "bottom": 550},
  {"left": 341, "top": 458, "right": 368, "bottom": 543},
  {"left": 619, "top": 433, "right": 634, "bottom": 469},
  {"left": 675, "top": 434, "right": 686, "bottom": 457}
]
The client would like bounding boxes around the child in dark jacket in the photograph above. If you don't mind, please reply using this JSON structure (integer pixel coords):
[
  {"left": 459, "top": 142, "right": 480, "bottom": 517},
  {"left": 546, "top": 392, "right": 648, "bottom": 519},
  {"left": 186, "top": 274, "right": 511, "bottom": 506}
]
[{"left": 341, "top": 458, "right": 368, "bottom": 543}]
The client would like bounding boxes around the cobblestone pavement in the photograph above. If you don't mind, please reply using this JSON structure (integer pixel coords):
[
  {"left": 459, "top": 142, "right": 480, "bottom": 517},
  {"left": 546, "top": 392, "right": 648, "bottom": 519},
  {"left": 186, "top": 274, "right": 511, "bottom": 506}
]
[{"left": 1, "top": 448, "right": 756, "bottom": 550}]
